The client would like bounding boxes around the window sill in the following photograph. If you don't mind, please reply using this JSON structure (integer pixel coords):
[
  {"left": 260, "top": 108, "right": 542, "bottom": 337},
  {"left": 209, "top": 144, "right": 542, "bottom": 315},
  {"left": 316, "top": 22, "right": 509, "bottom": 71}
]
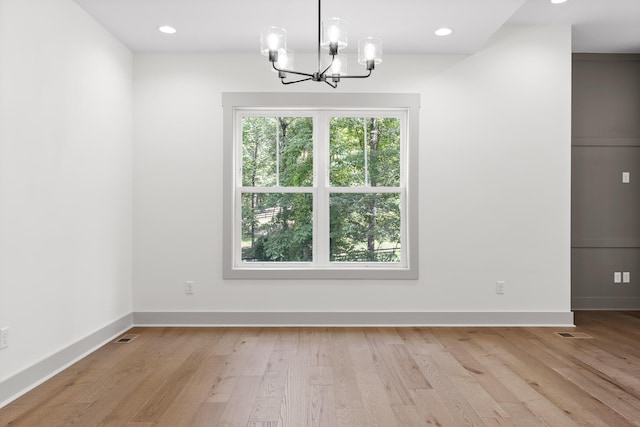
[{"left": 223, "top": 266, "right": 418, "bottom": 280}]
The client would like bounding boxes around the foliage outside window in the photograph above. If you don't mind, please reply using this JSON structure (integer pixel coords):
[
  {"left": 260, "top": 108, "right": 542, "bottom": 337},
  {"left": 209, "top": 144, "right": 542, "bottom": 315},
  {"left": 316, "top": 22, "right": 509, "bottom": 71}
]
[{"left": 223, "top": 93, "right": 419, "bottom": 280}]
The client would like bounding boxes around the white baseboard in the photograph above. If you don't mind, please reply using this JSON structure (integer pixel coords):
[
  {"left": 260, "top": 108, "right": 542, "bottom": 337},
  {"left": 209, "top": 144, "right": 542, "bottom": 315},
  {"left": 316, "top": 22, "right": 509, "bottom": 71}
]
[
  {"left": 572, "top": 297, "right": 640, "bottom": 310},
  {"left": 0, "top": 313, "right": 133, "bottom": 409},
  {"left": 133, "top": 311, "right": 575, "bottom": 327}
]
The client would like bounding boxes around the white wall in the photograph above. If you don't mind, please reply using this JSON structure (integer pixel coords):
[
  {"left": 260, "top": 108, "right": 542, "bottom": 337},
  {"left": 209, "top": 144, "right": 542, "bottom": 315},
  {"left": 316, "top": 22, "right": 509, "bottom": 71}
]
[
  {"left": 133, "top": 25, "right": 572, "bottom": 316},
  {"left": 0, "top": 0, "right": 132, "bottom": 382}
]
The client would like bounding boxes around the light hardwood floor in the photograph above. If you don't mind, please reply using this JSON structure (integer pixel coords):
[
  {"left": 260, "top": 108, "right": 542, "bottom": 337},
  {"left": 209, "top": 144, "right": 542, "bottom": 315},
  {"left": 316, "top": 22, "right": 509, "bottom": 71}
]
[{"left": 1, "top": 311, "right": 640, "bottom": 426}]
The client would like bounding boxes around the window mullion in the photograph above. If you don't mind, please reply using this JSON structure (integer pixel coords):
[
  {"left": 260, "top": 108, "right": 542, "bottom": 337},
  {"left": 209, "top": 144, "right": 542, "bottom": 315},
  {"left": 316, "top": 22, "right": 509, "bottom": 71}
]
[
  {"left": 363, "top": 118, "right": 369, "bottom": 187},
  {"left": 275, "top": 117, "right": 280, "bottom": 187},
  {"left": 234, "top": 113, "right": 244, "bottom": 267},
  {"left": 400, "top": 114, "right": 407, "bottom": 268},
  {"left": 315, "top": 112, "right": 330, "bottom": 266}
]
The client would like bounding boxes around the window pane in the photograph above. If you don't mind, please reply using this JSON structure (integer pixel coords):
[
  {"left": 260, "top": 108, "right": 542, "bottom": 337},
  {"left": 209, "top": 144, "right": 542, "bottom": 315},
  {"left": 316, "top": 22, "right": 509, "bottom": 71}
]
[
  {"left": 330, "top": 117, "right": 365, "bottom": 186},
  {"left": 242, "top": 193, "right": 313, "bottom": 262},
  {"left": 330, "top": 193, "right": 401, "bottom": 262},
  {"left": 242, "top": 116, "right": 313, "bottom": 187},
  {"left": 278, "top": 117, "right": 313, "bottom": 187},
  {"left": 330, "top": 117, "right": 400, "bottom": 187},
  {"left": 368, "top": 117, "right": 401, "bottom": 187},
  {"left": 242, "top": 117, "right": 276, "bottom": 186}
]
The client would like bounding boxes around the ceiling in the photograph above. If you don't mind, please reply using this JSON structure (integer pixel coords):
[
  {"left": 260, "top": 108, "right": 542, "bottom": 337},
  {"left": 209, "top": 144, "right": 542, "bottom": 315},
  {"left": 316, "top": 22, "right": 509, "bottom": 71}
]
[{"left": 74, "top": 0, "right": 640, "bottom": 54}]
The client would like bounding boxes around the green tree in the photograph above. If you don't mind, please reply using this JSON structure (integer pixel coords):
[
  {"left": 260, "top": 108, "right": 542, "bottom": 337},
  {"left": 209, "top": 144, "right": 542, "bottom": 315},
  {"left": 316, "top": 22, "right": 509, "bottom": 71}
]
[
  {"left": 329, "top": 117, "right": 401, "bottom": 262},
  {"left": 242, "top": 116, "right": 313, "bottom": 261},
  {"left": 241, "top": 115, "right": 401, "bottom": 263}
]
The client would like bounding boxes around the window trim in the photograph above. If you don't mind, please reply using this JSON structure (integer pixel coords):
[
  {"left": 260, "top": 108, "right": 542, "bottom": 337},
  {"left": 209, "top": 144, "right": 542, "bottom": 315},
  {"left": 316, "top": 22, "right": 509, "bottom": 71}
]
[{"left": 222, "top": 92, "right": 420, "bottom": 280}]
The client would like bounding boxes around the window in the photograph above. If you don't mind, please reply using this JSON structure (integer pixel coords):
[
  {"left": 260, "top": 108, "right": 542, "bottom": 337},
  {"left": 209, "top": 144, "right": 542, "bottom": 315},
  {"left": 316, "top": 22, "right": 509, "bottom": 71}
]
[{"left": 223, "top": 93, "right": 419, "bottom": 279}]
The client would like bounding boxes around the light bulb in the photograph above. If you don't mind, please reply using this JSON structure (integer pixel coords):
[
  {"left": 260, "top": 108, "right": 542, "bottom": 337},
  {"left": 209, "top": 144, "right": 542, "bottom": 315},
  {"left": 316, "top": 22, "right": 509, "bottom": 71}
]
[
  {"left": 267, "top": 33, "right": 279, "bottom": 50},
  {"left": 326, "top": 54, "right": 347, "bottom": 76},
  {"left": 261, "top": 27, "right": 286, "bottom": 56},
  {"left": 276, "top": 50, "right": 290, "bottom": 68},
  {"left": 322, "top": 18, "right": 347, "bottom": 49},
  {"left": 358, "top": 37, "right": 382, "bottom": 66},
  {"left": 277, "top": 52, "right": 287, "bottom": 68},
  {"left": 364, "top": 43, "right": 376, "bottom": 60},
  {"left": 331, "top": 57, "right": 342, "bottom": 74},
  {"left": 328, "top": 25, "right": 340, "bottom": 43}
]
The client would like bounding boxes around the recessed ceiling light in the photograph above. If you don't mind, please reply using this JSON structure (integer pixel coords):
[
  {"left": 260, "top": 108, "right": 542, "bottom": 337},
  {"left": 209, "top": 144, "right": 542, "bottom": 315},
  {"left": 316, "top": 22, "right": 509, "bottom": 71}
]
[
  {"left": 435, "top": 27, "right": 453, "bottom": 37},
  {"left": 550, "top": 0, "right": 568, "bottom": 4},
  {"left": 158, "top": 25, "right": 177, "bottom": 34}
]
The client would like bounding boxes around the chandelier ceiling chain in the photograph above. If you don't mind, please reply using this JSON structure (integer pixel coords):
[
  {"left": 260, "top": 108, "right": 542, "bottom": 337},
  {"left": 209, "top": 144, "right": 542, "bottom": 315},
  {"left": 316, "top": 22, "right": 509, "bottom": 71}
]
[{"left": 260, "top": 0, "right": 382, "bottom": 88}]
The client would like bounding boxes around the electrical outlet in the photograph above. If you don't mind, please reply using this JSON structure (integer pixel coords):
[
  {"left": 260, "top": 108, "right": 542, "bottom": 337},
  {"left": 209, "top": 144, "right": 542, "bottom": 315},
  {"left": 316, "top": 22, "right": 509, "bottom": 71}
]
[
  {"left": 614, "top": 272, "right": 622, "bottom": 283},
  {"left": 623, "top": 272, "right": 631, "bottom": 283},
  {"left": 622, "top": 171, "right": 630, "bottom": 184},
  {"left": 0, "top": 327, "right": 8, "bottom": 350},
  {"left": 185, "top": 281, "right": 195, "bottom": 295},
  {"left": 496, "top": 281, "right": 505, "bottom": 295}
]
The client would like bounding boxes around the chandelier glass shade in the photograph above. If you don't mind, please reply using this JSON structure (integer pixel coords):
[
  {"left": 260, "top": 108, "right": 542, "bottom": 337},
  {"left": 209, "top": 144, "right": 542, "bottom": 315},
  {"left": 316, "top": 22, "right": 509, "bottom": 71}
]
[{"left": 260, "top": 0, "right": 382, "bottom": 88}]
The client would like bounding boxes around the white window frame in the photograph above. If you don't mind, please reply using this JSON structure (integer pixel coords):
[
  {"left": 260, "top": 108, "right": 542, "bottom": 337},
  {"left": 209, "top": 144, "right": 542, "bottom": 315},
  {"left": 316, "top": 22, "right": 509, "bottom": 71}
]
[{"left": 223, "top": 93, "right": 420, "bottom": 280}]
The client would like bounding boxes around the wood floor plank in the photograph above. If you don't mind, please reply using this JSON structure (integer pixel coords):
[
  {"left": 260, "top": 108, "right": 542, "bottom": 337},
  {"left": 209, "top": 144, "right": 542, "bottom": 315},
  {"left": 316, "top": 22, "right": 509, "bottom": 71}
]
[
  {"left": 391, "top": 404, "right": 427, "bottom": 426},
  {"left": 217, "top": 375, "right": 263, "bottom": 426},
  {"left": 354, "top": 372, "right": 399, "bottom": 427},
  {"left": 454, "top": 338, "right": 523, "bottom": 405},
  {"left": 480, "top": 360, "right": 579, "bottom": 426},
  {"left": 394, "top": 327, "right": 434, "bottom": 355},
  {"left": 364, "top": 331, "right": 418, "bottom": 405},
  {"left": 315, "top": 328, "right": 335, "bottom": 367},
  {"left": 308, "top": 385, "right": 337, "bottom": 427},
  {"left": 94, "top": 330, "right": 196, "bottom": 425},
  {"left": 412, "top": 353, "right": 487, "bottom": 426},
  {"left": 482, "top": 416, "right": 517, "bottom": 426},
  {"left": 331, "top": 328, "right": 365, "bottom": 411},
  {"left": 410, "top": 388, "right": 459, "bottom": 426},
  {"left": 336, "top": 408, "right": 368, "bottom": 427},
  {"left": 576, "top": 363, "right": 640, "bottom": 406},
  {"left": 555, "top": 367, "right": 640, "bottom": 424},
  {"left": 189, "top": 401, "right": 226, "bottom": 426},
  {"left": 132, "top": 345, "right": 210, "bottom": 422},
  {"left": 273, "top": 327, "right": 299, "bottom": 353},
  {"left": 154, "top": 355, "right": 227, "bottom": 426},
  {"left": 450, "top": 376, "right": 509, "bottom": 419},
  {"left": 309, "top": 365, "right": 334, "bottom": 386},
  {"left": 206, "top": 332, "right": 261, "bottom": 404},
  {"left": 2, "top": 312, "right": 640, "bottom": 426},
  {"left": 497, "top": 402, "right": 548, "bottom": 427},
  {"left": 248, "top": 397, "right": 282, "bottom": 424},
  {"left": 257, "top": 370, "right": 287, "bottom": 400},
  {"left": 345, "top": 328, "right": 376, "bottom": 374},
  {"left": 519, "top": 328, "right": 640, "bottom": 416},
  {"left": 485, "top": 328, "right": 630, "bottom": 427},
  {"left": 210, "top": 327, "right": 256, "bottom": 356},
  {"left": 278, "top": 359, "right": 309, "bottom": 427},
  {"left": 242, "top": 329, "right": 277, "bottom": 376},
  {"left": 1, "top": 330, "right": 160, "bottom": 424},
  {"left": 387, "top": 343, "right": 432, "bottom": 390}
]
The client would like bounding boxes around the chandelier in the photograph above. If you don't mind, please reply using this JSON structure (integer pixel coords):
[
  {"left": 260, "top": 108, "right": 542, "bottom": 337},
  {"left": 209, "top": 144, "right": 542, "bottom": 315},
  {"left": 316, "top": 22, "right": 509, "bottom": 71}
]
[{"left": 260, "top": 0, "right": 382, "bottom": 88}]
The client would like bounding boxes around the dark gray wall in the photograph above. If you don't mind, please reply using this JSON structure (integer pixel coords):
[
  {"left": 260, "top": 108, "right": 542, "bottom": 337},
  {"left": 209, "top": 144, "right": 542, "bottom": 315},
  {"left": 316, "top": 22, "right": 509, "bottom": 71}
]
[{"left": 572, "top": 54, "right": 640, "bottom": 309}]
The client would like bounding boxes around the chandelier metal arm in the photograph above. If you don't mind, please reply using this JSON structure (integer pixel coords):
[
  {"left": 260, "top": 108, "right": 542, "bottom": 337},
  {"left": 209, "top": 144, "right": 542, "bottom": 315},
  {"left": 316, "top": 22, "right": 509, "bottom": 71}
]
[
  {"left": 272, "top": 61, "right": 314, "bottom": 78},
  {"left": 333, "top": 69, "right": 373, "bottom": 79},
  {"left": 324, "top": 80, "right": 338, "bottom": 89},
  {"left": 319, "top": 54, "right": 336, "bottom": 77},
  {"left": 281, "top": 76, "right": 314, "bottom": 85}
]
